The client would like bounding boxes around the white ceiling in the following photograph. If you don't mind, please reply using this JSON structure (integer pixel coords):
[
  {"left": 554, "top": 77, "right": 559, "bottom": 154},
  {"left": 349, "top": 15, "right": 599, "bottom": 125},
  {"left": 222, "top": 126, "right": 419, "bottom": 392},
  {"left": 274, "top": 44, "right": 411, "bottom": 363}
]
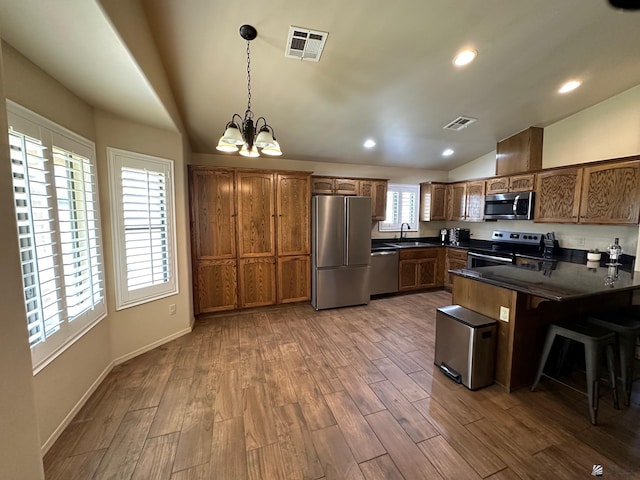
[{"left": 1, "top": 0, "right": 639, "bottom": 170}]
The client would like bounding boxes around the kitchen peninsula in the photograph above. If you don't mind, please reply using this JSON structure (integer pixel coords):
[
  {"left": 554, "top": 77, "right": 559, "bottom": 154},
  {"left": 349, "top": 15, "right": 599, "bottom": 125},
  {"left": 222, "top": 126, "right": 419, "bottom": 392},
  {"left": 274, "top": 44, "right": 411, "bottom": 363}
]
[{"left": 450, "top": 261, "right": 640, "bottom": 392}]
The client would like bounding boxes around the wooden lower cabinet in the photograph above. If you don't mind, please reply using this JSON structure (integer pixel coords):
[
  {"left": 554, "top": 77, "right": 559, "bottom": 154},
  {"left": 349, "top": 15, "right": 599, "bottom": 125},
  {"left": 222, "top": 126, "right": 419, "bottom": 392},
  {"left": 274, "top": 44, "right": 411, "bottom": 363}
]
[
  {"left": 444, "top": 248, "right": 467, "bottom": 288},
  {"left": 195, "top": 260, "right": 238, "bottom": 313},
  {"left": 238, "top": 257, "right": 277, "bottom": 308},
  {"left": 398, "top": 248, "right": 444, "bottom": 291},
  {"left": 277, "top": 255, "right": 310, "bottom": 304}
]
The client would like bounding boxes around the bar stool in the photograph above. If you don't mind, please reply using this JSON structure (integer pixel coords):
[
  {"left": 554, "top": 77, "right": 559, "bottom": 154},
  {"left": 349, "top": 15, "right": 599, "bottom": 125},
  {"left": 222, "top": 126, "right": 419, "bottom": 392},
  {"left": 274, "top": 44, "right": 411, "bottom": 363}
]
[
  {"left": 531, "top": 322, "right": 619, "bottom": 425},
  {"left": 587, "top": 306, "right": 640, "bottom": 406}
]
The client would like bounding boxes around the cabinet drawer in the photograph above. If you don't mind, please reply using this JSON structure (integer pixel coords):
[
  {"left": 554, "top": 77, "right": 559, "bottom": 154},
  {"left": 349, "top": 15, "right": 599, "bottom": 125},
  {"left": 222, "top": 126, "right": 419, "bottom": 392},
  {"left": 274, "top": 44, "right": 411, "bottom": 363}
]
[{"left": 447, "top": 248, "right": 468, "bottom": 262}]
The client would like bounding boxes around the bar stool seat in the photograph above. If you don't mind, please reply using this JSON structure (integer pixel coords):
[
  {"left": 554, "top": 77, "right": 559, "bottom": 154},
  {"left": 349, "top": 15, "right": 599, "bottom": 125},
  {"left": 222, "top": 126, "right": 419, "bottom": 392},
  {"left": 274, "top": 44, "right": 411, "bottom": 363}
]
[
  {"left": 587, "top": 306, "right": 640, "bottom": 406},
  {"left": 531, "top": 322, "right": 619, "bottom": 425}
]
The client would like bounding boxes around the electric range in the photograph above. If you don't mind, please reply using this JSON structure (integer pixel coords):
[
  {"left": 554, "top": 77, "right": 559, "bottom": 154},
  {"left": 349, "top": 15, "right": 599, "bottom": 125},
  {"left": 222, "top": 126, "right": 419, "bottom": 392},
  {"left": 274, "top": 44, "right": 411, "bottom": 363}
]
[{"left": 467, "top": 230, "right": 551, "bottom": 269}]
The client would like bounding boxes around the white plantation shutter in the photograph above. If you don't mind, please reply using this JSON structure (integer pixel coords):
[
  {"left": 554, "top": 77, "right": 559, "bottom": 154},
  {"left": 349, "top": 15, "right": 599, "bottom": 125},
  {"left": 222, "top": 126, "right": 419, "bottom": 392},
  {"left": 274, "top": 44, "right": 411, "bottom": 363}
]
[
  {"left": 108, "top": 148, "right": 177, "bottom": 309},
  {"left": 379, "top": 184, "right": 419, "bottom": 231},
  {"left": 7, "top": 101, "right": 106, "bottom": 372}
]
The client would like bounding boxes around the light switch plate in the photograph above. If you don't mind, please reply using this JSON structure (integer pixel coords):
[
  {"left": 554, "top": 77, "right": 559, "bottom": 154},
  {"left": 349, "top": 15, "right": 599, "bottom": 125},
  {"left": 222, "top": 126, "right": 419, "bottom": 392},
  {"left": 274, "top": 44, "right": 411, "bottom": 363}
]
[{"left": 499, "top": 306, "right": 510, "bottom": 322}]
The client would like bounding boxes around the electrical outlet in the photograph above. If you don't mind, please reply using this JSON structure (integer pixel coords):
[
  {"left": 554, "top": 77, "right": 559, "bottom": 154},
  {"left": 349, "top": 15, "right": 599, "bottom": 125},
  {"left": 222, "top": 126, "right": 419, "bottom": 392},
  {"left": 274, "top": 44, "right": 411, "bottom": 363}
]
[
  {"left": 576, "top": 237, "right": 586, "bottom": 247},
  {"left": 499, "top": 306, "right": 510, "bottom": 322},
  {"left": 169, "top": 304, "right": 176, "bottom": 315}
]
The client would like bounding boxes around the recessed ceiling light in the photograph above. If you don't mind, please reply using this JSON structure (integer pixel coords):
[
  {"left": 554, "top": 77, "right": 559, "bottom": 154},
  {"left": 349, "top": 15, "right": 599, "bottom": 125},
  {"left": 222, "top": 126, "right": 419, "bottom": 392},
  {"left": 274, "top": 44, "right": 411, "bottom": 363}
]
[
  {"left": 442, "top": 148, "right": 454, "bottom": 157},
  {"left": 363, "top": 139, "right": 376, "bottom": 149},
  {"left": 453, "top": 49, "right": 477, "bottom": 67},
  {"left": 558, "top": 80, "right": 582, "bottom": 94}
]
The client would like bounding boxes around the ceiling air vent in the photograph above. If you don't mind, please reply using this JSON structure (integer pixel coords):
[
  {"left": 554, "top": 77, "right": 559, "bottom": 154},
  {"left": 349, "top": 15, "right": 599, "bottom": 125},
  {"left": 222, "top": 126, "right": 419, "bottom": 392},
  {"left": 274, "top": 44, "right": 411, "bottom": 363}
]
[
  {"left": 443, "top": 116, "right": 477, "bottom": 131},
  {"left": 285, "top": 26, "right": 328, "bottom": 62}
]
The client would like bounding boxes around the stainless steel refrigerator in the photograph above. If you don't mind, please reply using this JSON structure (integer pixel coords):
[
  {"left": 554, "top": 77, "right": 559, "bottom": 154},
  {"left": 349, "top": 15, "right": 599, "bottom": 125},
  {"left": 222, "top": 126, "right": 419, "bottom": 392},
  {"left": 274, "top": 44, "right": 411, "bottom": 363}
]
[{"left": 311, "top": 195, "right": 371, "bottom": 310}]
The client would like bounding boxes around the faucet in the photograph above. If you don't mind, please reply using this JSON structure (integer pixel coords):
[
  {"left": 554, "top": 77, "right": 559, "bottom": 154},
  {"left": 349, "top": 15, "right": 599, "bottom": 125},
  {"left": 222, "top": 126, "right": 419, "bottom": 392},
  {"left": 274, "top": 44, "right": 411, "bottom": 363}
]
[{"left": 400, "top": 223, "right": 411, "bottom": 242}]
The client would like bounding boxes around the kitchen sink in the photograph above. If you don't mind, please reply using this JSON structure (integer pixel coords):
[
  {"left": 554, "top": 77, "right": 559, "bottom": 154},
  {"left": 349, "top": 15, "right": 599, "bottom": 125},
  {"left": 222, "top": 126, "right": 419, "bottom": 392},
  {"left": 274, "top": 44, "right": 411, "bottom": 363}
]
[{"left": 384, "top": 241, "right": 434, "bottom": 248}]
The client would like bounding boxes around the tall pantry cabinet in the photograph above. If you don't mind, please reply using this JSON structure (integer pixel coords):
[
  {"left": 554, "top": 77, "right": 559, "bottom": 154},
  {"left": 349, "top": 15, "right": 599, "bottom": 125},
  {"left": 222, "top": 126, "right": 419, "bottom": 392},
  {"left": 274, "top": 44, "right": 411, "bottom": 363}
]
[{"left": 189, "top": 167, "right": 311, "bottom": 314}]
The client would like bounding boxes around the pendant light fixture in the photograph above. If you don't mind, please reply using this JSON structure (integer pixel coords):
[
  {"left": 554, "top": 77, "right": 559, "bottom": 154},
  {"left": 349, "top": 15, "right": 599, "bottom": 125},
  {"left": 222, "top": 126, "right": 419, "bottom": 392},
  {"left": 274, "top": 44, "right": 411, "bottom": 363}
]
[{"left": 216, "top": 24, "right": 283, "bottom": 157}]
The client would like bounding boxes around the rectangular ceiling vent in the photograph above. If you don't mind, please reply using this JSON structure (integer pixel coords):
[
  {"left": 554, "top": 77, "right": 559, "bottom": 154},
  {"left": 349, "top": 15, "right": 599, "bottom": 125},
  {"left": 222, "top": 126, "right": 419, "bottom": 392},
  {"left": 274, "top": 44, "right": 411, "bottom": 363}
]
[
  {"left": 443, "top": 116, "right": 477, "bottom": 131},
  {"left": 285, "top": 26, "right": 328, "bottom": 62}
]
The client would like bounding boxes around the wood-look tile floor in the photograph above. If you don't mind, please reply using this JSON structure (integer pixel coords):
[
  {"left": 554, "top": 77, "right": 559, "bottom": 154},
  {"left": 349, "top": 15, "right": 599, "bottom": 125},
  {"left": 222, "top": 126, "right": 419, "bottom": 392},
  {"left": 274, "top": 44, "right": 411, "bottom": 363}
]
[{"left": 44, "top": 291, "right": 640, "bottom": 479}]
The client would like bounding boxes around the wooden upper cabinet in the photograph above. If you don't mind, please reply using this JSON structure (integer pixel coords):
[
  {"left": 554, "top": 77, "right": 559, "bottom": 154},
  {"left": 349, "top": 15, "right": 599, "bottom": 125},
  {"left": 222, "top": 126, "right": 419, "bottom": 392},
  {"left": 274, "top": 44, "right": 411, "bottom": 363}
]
[
  {"left": 236, "top": 171, "right": 275, "bottom": 257},
  {"left": 534, "top": 168, "right": 582, "bottom": 223},
  {"left": 311, "top": 176, "right": 359, "bottom": 195},
  {"left": 189, "top": 168, "right": 236, "bottom": 259},
  {"left": 311, "top": 177, "right": 334, "bottom": 194},
  {"left": 360, "top": 179, "right": 388, "bottom": 220},
  {"left": 420, "top": 183, "right": 447, "bottom": 221},
  {"left": 276, "top": 173, "right": 311, "bottom": 256},
  {"left": 579, "top": 160, "right": 640, "bottom": 225},
  {"left": 485, "top": 177, "right": 510, "bottom": 194},
  {"left": 334, "top": 178, "right": 360, "bottom": 195},
  {"left": 465, "top": 181, "right": 485, "bottom": 221},
  {"left": 447, "top": 183, "right": 467, "bottom": 221},
  {"left": 509, "top": 173, "right": 536, "bottom": 192},
  {"left": 496, "top": 127, "right": 543, "bottom": 176}
]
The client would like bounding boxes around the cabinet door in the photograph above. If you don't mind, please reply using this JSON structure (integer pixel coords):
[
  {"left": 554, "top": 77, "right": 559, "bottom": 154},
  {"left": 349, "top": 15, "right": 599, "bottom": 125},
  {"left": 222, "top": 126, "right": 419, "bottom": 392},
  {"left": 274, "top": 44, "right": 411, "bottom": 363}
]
[
  {"left": 238, "top": 257, "right": 276, "bottom": 308},
  {"left": 195, "top": 260, "right": 237, "bottom": 313},
  {"left": 334, "top": 178, "right": 360, "bottom": 195},
  {"left": 465, "top": 181, "right": 485, "bottom": 221},
  {"left": 311, "top": 176, "right": 334, "bottom": 194},
  {"left": 420, "top": 183, "right": 447, "bottom": 221},
  {"left": 277, "top": 255, "right": 310, "bottom": 304},
  {"left": 447, "top": 183, "right": 467, "bottom": 221},
  {"left": 496, "top": 127, "right": 543, "bottom": 176},
  {"left": 486, "top": 177, "right": 509, "bottom": 194},
  {"left": 509, "top": 173, "right": 536, "bottom": 192},
  {"left": 535, "top": 168, "right": 582, "bottom": 223},
  {"left": 190, "top": 168, "right": 235, "bottom": 259},
  {"left": 417, "top": 258, "right": 439, "bottom": 289},
  {"left": 277, "top": 173, "right": 311, "bottom": 256},
  {"left": 361, "top": 179, "right": 388, "bottom": 220},
  {"left": 579, "top": 160, "right": 640, "bottom": 225},
  {"left": 236, "top": 171, "right": 275, "bottom": 257},
  {"left": 398, "top": 260, "right": 419, "bottom": 291}
]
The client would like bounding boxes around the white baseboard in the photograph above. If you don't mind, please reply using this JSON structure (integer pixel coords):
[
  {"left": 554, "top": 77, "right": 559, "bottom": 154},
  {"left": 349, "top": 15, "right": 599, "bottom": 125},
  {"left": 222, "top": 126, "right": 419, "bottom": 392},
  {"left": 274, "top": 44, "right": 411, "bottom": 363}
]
[
  {"left": 40, "top": 323, "right": 193, "bottom": 455},
  {"left": 112, "top": 326, "right": 192, "bottom": 366},
  {"left": 41, "top": 360, "right": 115, "bottom": 455}
]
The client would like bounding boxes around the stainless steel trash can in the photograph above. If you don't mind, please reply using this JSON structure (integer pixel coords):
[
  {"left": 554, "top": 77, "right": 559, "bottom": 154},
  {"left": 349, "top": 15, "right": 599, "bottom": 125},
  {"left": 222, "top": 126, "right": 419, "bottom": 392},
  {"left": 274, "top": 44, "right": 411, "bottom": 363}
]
[{"left": 434, "top": 305, "right": 497, "bottom": 390}]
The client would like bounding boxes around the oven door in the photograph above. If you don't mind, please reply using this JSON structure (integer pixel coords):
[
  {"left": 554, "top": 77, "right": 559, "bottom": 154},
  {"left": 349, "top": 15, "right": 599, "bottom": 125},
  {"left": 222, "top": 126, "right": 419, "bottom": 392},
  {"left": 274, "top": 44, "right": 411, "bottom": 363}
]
[{"left": 467, "top": 251, "right": 514, "bottom": 268}]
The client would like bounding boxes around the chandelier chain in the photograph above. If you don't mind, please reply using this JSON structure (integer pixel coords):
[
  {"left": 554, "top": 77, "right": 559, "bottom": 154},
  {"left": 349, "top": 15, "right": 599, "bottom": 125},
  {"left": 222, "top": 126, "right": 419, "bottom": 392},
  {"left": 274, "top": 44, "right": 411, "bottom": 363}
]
[{"left": 246, "top": 40, "right": 252, "bottom": 118}]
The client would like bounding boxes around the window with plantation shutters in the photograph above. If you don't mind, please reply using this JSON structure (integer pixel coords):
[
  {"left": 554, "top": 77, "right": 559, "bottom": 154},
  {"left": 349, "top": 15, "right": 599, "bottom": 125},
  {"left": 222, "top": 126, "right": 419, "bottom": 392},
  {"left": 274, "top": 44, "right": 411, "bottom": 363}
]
[
  {"left": 379, "top": 184, "right": 420, "bottom": 232},
  {"left": 7, "top": 101, "right": 106, "bottom": 372},
  {"left": 108, "top": 148, "right": 177, "bottom": 310}
]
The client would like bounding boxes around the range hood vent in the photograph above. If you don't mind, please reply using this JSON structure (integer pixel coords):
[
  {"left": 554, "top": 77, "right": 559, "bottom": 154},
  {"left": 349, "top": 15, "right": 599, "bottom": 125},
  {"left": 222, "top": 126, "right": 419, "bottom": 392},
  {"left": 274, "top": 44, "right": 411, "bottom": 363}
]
[
  {"left": 285, "top": 26, "right": 328, "bottom": 62},
  {"left": 443, "top": 116, "right": 477, "bottom": 131}
]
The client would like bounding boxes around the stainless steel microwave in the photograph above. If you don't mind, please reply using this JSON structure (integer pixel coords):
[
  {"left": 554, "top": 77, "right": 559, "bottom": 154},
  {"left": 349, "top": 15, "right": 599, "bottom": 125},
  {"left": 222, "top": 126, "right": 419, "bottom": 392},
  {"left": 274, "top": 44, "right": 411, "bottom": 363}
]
[{"left": 484, "top": 191, "right": 535, "bottom": 220}]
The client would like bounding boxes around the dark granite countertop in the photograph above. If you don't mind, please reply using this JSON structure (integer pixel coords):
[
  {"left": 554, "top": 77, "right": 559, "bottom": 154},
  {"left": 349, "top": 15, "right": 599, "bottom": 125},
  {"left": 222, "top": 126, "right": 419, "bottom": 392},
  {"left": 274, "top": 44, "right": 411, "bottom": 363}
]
[{"left": 450, "top": 261, "right": 640, "bottom": 302}]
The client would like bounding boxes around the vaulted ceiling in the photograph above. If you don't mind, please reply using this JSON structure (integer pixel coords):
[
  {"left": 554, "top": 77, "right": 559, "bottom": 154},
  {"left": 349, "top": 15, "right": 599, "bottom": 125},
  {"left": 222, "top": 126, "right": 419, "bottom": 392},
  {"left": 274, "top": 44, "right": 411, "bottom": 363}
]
[{"left": 1, "top": 0, "right": 639, "bottom": 170}]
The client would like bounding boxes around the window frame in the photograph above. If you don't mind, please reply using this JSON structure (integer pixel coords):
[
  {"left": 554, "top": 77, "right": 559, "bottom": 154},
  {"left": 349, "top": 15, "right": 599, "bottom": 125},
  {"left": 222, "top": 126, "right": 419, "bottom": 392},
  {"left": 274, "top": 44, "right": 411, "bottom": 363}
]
[
  {"left": 107, "top": 147, "right": 178, "bottom": 310},
  {"left": 378, "top": 183, "right": 420, "bottom": 232},
  {"left": 7, "top": 101, "right": 107, "bottom": 373}
]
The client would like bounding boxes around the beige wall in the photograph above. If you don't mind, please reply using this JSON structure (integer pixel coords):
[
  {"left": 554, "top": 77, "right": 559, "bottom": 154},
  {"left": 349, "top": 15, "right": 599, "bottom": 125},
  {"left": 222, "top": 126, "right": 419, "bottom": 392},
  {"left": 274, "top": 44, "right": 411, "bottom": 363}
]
[
  {"left": 191, "top": 152, "right": 449, "bottom": 184},
  {"left": 0, "top": 36, "right": 45, "bottom": 480},
  {"left": 2, "top": 40, "right": 193, "bottom": 453},
  {"left": 94, "top": 109, "right": 193, "bottom": 361},
  {"left": 543, "top": 84, "right": 640, "bottom": 168}
]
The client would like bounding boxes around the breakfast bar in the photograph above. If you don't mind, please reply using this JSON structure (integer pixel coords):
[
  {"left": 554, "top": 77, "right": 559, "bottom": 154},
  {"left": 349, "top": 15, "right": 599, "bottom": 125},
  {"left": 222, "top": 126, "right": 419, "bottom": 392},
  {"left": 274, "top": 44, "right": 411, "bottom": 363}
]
[{"left": 450, "top": 261, "right": 640, "bottom": 392}]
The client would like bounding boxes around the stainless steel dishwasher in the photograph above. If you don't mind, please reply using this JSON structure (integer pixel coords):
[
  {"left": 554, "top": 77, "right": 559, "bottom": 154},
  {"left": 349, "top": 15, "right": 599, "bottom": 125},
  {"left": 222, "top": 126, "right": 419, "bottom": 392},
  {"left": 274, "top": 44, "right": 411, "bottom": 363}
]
[{"left": 369, "top": 250, "right": 399, "bottom": 295}]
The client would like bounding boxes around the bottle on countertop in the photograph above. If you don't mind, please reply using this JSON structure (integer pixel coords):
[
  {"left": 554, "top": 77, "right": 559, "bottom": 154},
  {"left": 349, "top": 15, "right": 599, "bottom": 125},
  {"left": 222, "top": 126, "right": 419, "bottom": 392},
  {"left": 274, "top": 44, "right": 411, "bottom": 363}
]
[{"left": 607, "top": 237, "right": 622, "bottom": 263}]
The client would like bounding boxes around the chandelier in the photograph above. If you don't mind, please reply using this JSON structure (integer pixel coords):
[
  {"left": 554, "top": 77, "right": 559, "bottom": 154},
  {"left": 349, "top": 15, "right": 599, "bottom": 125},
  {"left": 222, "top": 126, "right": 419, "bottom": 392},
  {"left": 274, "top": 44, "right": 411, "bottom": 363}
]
[{"left": 216, "top": 24, "right": 282, "bottom": 157}]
